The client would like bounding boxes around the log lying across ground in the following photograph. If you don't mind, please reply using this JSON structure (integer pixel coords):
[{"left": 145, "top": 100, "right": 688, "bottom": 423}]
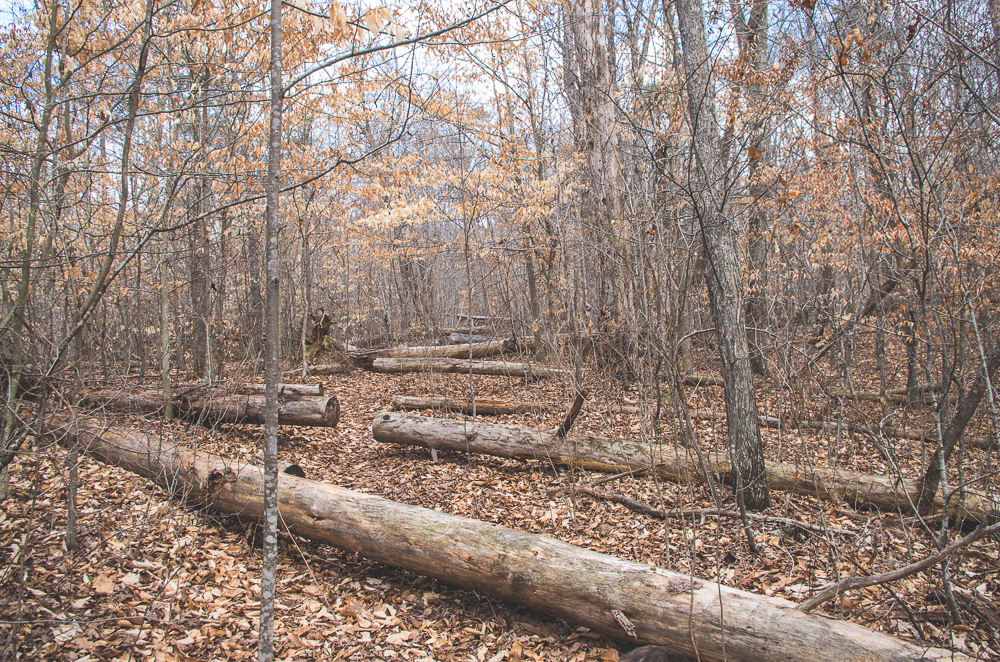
[
  {"left": 372, "top": 358, "right": 572, "bottom": 379},
  {"left": 371, "top": 412, "right": 999, "bottom": 522},
  {"left": 196, "top": 394, "right": 339, "bottom": 427},
  {"left": 349, "top": 339, "right": 515, "bottom": 368},
  {"left": 392, "top": 395, "right": 562, "bottom": 415},
  {"left": 81, "top": 389, "right": 339, "bottom": 427},
  {"left": 42, "top": 412, "right": 968, "bottom": 662},
  {"left": 687, "top": 410, "right": 995, "bottom": 451},
  {"left": 236, "top": 383, "right": 324, "bottom": 396}
]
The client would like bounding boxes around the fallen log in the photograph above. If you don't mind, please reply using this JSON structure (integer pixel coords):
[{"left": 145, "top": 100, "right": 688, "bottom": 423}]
[
  {"left": 196, "top": 394, "right": 339, "bottom": 427},
  {"left": 349, "top": 339, "right": 515, "bottom": 368},
  {"left": 392, "top": 395, "right": 561, "bottom": 415},
  {"left": 42, "top": 412, "right": 969, "bottom": 662},
  {"left": 371, "top": 412, "right": 999, "bottom": 522},
  {"left": 236, "top": 383, "right": 324, "bottom": 397},
  {"left": 81, "top": 389, "right": 178, "bottom": 415},
  {"left": 446, "top": 333, "right": 497, "bottom": 344},
  {"left": 372, "top": 358, "right": 571, "bottom": 379},
  {"left": 687, "top": 410, "right": 994, "bottom": 451},
  {"left": 82, "top": 390, "right": 339, "bottom": 427}
]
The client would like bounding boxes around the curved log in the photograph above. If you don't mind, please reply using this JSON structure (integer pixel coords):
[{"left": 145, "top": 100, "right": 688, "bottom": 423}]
[{"left": 43, "top": 412, "right": 969, "bottom": 662}]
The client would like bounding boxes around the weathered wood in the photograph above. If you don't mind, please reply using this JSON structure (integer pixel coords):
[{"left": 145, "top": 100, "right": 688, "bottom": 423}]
[
  {"left": 81, "top": 389, "right": 177, "bottom": 414},
  {"left": 372, "top": 358, "right": 571, "bottom": 379},
  {"left": 371, "top": 412, "right": 999, "bottom": 522},
  {"left": 43, "top": 412, "right": 970, "bottom": 662},
  {"left": 236, "top": 383, "right": 324, "bottom": 397},
  {"left": 392, "top": 395, "right": 561, "bottom": 415},
  {"left": 81, "top": 390, "right": 339, "bottom": 427},
  {"left": 447, "top": 333, "right": 497, "bottom": 344},
  {"left": 349, "top": 339, "right": 515, "bottom": 367},
  {"left": 197, "top": 394, "right": 339, "bottom": 427}
]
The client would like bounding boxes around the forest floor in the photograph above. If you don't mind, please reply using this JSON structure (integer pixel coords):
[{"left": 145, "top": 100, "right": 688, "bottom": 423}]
[{"left": 2, "top": 343, "right": 999, "bottom": 661}]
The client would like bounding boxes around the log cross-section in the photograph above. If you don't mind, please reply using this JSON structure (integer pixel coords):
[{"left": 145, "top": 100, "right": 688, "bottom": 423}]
[{"left": 43, "top": 412, "right": 968, "bottom": 662}]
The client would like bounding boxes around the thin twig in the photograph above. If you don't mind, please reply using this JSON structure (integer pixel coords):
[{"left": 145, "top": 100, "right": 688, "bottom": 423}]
[
  {"left": 797, "top": 521, "right": 1000, "bottom": 612},
  {"left": 558, "top": 486, "right": 854, "bottom": 536}
]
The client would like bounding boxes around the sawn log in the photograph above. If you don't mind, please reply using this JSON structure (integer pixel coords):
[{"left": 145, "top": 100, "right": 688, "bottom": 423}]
[
  {"left": 372, "top": 358, "right": 571, "bottom": 379},
  {"left": 42, "top": 412, "right": 968, "bottom": 662},
  {"left": 371, "top": 412, "right": 999, "bottom": 522},
  {"left": 197, "top": 394, "right": 339, "bottom": 427}
]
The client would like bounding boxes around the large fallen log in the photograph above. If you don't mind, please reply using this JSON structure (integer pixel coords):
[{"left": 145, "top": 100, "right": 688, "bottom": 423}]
[
  {"left": 349, "top": 339, "right": 515, "bottom": 368},
  {"left": 81, "top": 390, "right": 339, "bottom": 427},
  {"left": 236, "top": 383, "right": 324, "bottom": 396},
  {"left": 687, "top": 410, "right": 994, "bottom": 451},
  {"left": 372, "top": 358, "right": 571, "bottom": 379},
  {"left": 371, "top": 412, "right": 999, "bottom": 522},
  {"left": 42, "top": 412, "right": 969, "bottom": 662},
  {"left": 81, "top": 389, "right": 175, "bottom": 414}
]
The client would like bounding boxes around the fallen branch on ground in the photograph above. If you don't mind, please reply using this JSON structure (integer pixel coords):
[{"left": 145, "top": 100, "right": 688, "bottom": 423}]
[{"left": 797, "top": 521, "right": 1000, "bottom": 612}]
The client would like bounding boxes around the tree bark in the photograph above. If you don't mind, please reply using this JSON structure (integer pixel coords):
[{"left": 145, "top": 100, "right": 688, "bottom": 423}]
[
  {"left": 371, "top": 412, "right": 999, "bottom": 522},
  {"left": 198, "top": 394, "right": 338, "bottom": 428},
  {"left": 675, "top": 0, "right": 769, "bottom": 510},
  {"left": 42, "top": 412, "right": 970, "bottom": 662},
  {"left": 372, "top": 358, "right": 571, "bottom": 379},
  {"left": 261, "top": 0, "right": 283, "bottom": 651}
]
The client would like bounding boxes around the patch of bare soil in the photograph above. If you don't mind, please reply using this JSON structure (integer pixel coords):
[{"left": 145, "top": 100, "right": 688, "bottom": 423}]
[{"left": 2, "top": 343, "right": 998, "bottom": 661}]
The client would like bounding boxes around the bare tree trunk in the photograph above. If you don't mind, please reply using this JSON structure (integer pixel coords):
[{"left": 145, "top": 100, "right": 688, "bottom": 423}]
[
  {"left": 159, "top": 249, "right": 174, "bottom": 421},
  {"left": 260, "top": 0, "right": 283, "bottom": 655},
  {"left": 917, "top": 341, "right": 1000, "bottom": 514},
  {"left": 675, "top": 0, "right": 770, "bottom": 510},
  {"left": 214, "top": 208, "right": 229, "bottom": 379}
]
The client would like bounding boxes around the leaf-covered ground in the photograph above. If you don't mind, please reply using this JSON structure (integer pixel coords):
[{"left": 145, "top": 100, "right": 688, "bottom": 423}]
[{"left": 2, "top": 350, "right": 999, "bottom": 661}]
